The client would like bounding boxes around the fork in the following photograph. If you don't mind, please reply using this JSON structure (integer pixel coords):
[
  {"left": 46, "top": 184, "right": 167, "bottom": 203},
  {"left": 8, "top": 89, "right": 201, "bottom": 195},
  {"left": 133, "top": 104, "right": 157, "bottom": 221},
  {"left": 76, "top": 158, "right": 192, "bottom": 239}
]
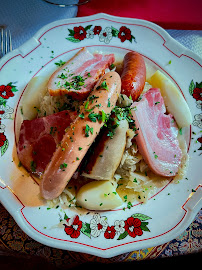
[{"left": 0, "top": 28, "right": 12, "bottom": 58}]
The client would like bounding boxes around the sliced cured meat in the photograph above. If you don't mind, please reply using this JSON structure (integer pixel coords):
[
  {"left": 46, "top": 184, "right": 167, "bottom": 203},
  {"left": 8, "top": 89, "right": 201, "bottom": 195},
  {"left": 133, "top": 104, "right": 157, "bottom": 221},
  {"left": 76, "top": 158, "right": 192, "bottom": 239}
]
[
  {"left": 131, "top": 88, "right": 182, "bottom": 177},
  {"left": 17, "top": 110, "right": 77, "bottom": 176},
  {"left": 48, "top": 47, "right": 115, "bottom": 100}
]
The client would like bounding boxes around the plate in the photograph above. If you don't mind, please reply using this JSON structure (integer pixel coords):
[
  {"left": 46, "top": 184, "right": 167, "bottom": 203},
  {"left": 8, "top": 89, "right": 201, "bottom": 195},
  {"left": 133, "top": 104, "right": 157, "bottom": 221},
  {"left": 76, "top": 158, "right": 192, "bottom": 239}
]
[{"left": 0, "top": 13, "right": 201, "bottom": 258}]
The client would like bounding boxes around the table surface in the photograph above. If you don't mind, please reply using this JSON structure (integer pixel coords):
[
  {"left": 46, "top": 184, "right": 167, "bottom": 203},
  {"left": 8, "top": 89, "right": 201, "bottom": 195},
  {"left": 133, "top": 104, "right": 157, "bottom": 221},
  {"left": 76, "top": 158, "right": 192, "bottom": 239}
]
[{"left": 0, "top": 0, "right": 202, "bottom": 267}]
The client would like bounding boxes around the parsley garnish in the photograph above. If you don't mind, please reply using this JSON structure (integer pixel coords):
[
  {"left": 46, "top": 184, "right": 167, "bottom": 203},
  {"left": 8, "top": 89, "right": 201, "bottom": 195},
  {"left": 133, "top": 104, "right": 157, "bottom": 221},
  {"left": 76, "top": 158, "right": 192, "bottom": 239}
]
[
  {"left": 101, "top": 81, "right": 108, "bottom": 90},
  {"left": 107, "top": 98, "right": 111, "bottom": 107},
  {"left": 88, "top": 112, "right": 98, "bottom": 122},
  {"left": 102, "top": 110, "right": 106, "bottom": 122},
  {"left": 60, "top": 163, "right": 67, "bottom": 170},
  {"left": 30, "top": 161, "right": 36, "bottom": 172},
  {"left": 55, "top": 60, "right": 66, "bottom": 67},
  {"left": 109, "top": 63, "right": 115, "bottom": 70},
  {"left": 57, "top": 73, "right": 67, "bottom": 79},
  {"left": 85, "top": 124, "right": 94, "bottom": 137},
  {"left": 79, "top": 113, "right": 85, "bottom": 119}
]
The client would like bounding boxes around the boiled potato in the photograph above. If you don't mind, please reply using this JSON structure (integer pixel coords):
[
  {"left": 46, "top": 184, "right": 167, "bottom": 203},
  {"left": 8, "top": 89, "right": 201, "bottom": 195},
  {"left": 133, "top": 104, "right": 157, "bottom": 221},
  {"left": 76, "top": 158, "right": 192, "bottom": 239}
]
[
  {"left": 82, "top": 119, "right": 128, "bottom": 181},
  {"left": 77, "top": 181, "right": 123, "bottom": 210},
  {"left": 21, "top": 76, "right": 48, "bottom": 120},
  {"left": 147, "top": 70, "right": 192, "bottom": 128}
]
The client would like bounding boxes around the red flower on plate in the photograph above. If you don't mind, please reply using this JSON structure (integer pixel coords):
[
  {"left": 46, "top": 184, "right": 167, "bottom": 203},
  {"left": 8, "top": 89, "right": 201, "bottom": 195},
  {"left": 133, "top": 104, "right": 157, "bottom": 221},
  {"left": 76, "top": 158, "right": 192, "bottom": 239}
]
[
  {"left": 124, "top": 217, "right": 143, "bottom": 238},
  {"left": 94, "top": 26, "right": 102, "bottom": 35},
  {"left": 118, "top": 26, "right": 132, "bottom": 42},
  {"left": 197, "top": 137, "right": 202, "bottom": 143},
  {"left": 104, "top": 226, "right": 116, "bottom": 239},
  {"left": 73, "top": 26, "right": 86, "bottom": 41},
  {"left": 0, "top": 133, "right": 7, "bottom": 147},
  {"left": 193, "top": 87, "right": 202, "bottom": 101},
  {"left": 64, "top": 215, "right": 82, "bottom": 238},
  {"left": 0, "top": 85, "right": 14, "bottom": 100}
]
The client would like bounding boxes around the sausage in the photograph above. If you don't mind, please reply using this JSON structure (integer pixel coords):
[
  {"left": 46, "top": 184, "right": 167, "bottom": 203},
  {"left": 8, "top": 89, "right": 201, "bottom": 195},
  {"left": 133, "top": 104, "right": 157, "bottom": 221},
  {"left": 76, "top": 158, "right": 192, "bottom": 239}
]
[
  {"left": 121, "top": 51, "right": 146, "bottom": 101},
  {"left": 82, "top": 119, "right": 128, "bottom": 181},
  {"left": 40, "top": 71, "right": 121, "bottom": 200}
]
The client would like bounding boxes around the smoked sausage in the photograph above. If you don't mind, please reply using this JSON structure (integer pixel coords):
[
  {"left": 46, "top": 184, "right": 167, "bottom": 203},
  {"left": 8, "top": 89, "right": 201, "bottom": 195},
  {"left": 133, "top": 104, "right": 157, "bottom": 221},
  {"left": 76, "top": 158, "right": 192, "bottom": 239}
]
[
  {"left": 121, "top": 51, "right": 146, "bottom": 101},
  {"left": 40, "top": 71, "right": 121, "bottom": 200}
]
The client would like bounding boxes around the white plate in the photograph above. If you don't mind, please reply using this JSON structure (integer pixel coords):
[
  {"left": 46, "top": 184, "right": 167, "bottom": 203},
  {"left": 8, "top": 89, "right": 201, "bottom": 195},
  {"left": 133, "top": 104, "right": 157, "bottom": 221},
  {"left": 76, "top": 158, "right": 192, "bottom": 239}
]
[{"left": 0, "top": 13, "right": 201, "bottom": 258}]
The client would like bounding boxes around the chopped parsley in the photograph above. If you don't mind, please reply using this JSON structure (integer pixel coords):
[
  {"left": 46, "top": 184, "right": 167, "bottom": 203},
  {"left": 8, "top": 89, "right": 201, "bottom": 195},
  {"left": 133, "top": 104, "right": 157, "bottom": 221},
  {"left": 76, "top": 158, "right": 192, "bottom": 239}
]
[
  {"left": 101, "top": 80, "right": 108, "bottom": 90},
  {"left": 79, "top": 113, "right": 85, "bottom": 119},
  {"left": 84, "top": 101, "right": 89, "bottom": 110},
  {"left": 107, "top": 98, "right": 111, "bottom": 107},
  {"left": 127, "top": 201, "right": 133, "bottom": 209},
  {"left": 109, "top": 63, "right": 115, "bottom": 70},
  {"left": 50, "top": 126, "right": 57, "bottom": 135},
  {"left": 123, "top": 195, "right": 127, "bottom": 202},
  {"left": 85, "top": 124, "right": 93, "bottom": 137},
  {"left": 101, "top": 110, "right": 106, "bottom": 123},
  {"left": 30, "top": 161, "right": 36, "bottom": 172},
  {"left": 88, "top": 112, "right": 99, "bottom": 122},
  {"left": 60, "top": 163, "right": 67, "bottom": 170},
  {"left": 57, "top": 73, "right": 68, "bottom": 79},
  {"left": 34, "top": 106, "right": 41, "bottom": 113},
  {"left": 55, "top": 60, "right": 66, "bottom": 67},
  {"left": 89, "top": 95, "right": 99, "bottom": 102}
]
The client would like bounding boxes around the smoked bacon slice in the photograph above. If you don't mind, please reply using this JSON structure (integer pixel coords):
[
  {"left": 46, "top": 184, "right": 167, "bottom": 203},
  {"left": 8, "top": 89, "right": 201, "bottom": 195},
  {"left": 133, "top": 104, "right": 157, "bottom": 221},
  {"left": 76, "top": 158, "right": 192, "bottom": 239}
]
[
  {"left": 131, "top": 88, "right": 182, "bottom": 177},
  {"left": 48, "top": 47, "right": 115, "bottom": 100}
]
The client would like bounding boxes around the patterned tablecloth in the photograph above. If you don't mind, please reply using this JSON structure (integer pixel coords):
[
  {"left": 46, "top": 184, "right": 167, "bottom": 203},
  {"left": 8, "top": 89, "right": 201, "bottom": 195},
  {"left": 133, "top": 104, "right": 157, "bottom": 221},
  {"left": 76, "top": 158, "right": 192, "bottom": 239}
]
[
  {"left": 0, "top": 204, "right": 201, "bottom": 267},
  {"left": 0, "top": 0, "right": 202, "bottom": 267}
]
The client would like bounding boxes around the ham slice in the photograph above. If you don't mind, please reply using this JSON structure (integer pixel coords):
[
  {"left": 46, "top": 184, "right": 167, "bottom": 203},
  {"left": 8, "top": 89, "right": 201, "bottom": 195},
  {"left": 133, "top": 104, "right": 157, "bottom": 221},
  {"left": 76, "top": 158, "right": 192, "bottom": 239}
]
[
  {"left": 48, "top": 47, "right": 115, "bottom": 100},
  {"left": 131, "top": 88, "right": 182, "bottom": 177},
  {"left": 17, "top": 110, "right": 77, "bottom": 176}
]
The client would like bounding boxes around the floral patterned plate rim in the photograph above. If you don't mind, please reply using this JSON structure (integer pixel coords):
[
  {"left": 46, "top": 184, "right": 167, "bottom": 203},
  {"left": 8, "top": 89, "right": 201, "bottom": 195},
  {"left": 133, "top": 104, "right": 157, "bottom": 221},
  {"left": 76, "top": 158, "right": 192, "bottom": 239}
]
[{"left": 0, "top": 13, "right": 201, "bottom": 258}]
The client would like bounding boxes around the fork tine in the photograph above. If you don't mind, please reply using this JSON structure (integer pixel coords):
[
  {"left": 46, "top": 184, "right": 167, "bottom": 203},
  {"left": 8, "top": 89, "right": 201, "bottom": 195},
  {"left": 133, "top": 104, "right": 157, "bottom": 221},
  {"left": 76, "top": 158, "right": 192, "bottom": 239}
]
[
  {"left": 5, "top": 30, "right": 8, "bottom": 54},
  {"left": 1, "top": 28, "right": 3, "bottom": 56},
  {"left": 0, "top": 28, "right": 12, "bottom": 57},
  {"left": 9, "top": 30, "right": 12, "bottom": 52}
]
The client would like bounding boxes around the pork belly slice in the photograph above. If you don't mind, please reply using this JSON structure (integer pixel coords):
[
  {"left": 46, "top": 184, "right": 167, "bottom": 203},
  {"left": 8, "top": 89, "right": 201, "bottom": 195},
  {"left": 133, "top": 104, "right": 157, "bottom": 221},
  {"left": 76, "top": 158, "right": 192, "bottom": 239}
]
[
  {"left": 17, "top": 110, "right": 77, "bottom": 176},
  {"left": 131, "top": 88, "right": 182, "bottom": 177},
  {"left": 48, "top": 47, "right": 115, "bottom": 100}
]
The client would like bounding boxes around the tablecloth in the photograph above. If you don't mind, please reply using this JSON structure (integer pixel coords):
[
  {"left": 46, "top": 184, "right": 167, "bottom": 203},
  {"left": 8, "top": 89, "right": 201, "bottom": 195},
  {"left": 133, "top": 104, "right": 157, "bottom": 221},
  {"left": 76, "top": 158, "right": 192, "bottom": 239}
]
[
  {"left": 0, "top": 0, "right": 202, "bottom": 268},
  {"left": 77, "top": 0, "right": 202, "bottom": 30},
  {"left": 0, "top": 204, "right": 201, "bottom": 268}
]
